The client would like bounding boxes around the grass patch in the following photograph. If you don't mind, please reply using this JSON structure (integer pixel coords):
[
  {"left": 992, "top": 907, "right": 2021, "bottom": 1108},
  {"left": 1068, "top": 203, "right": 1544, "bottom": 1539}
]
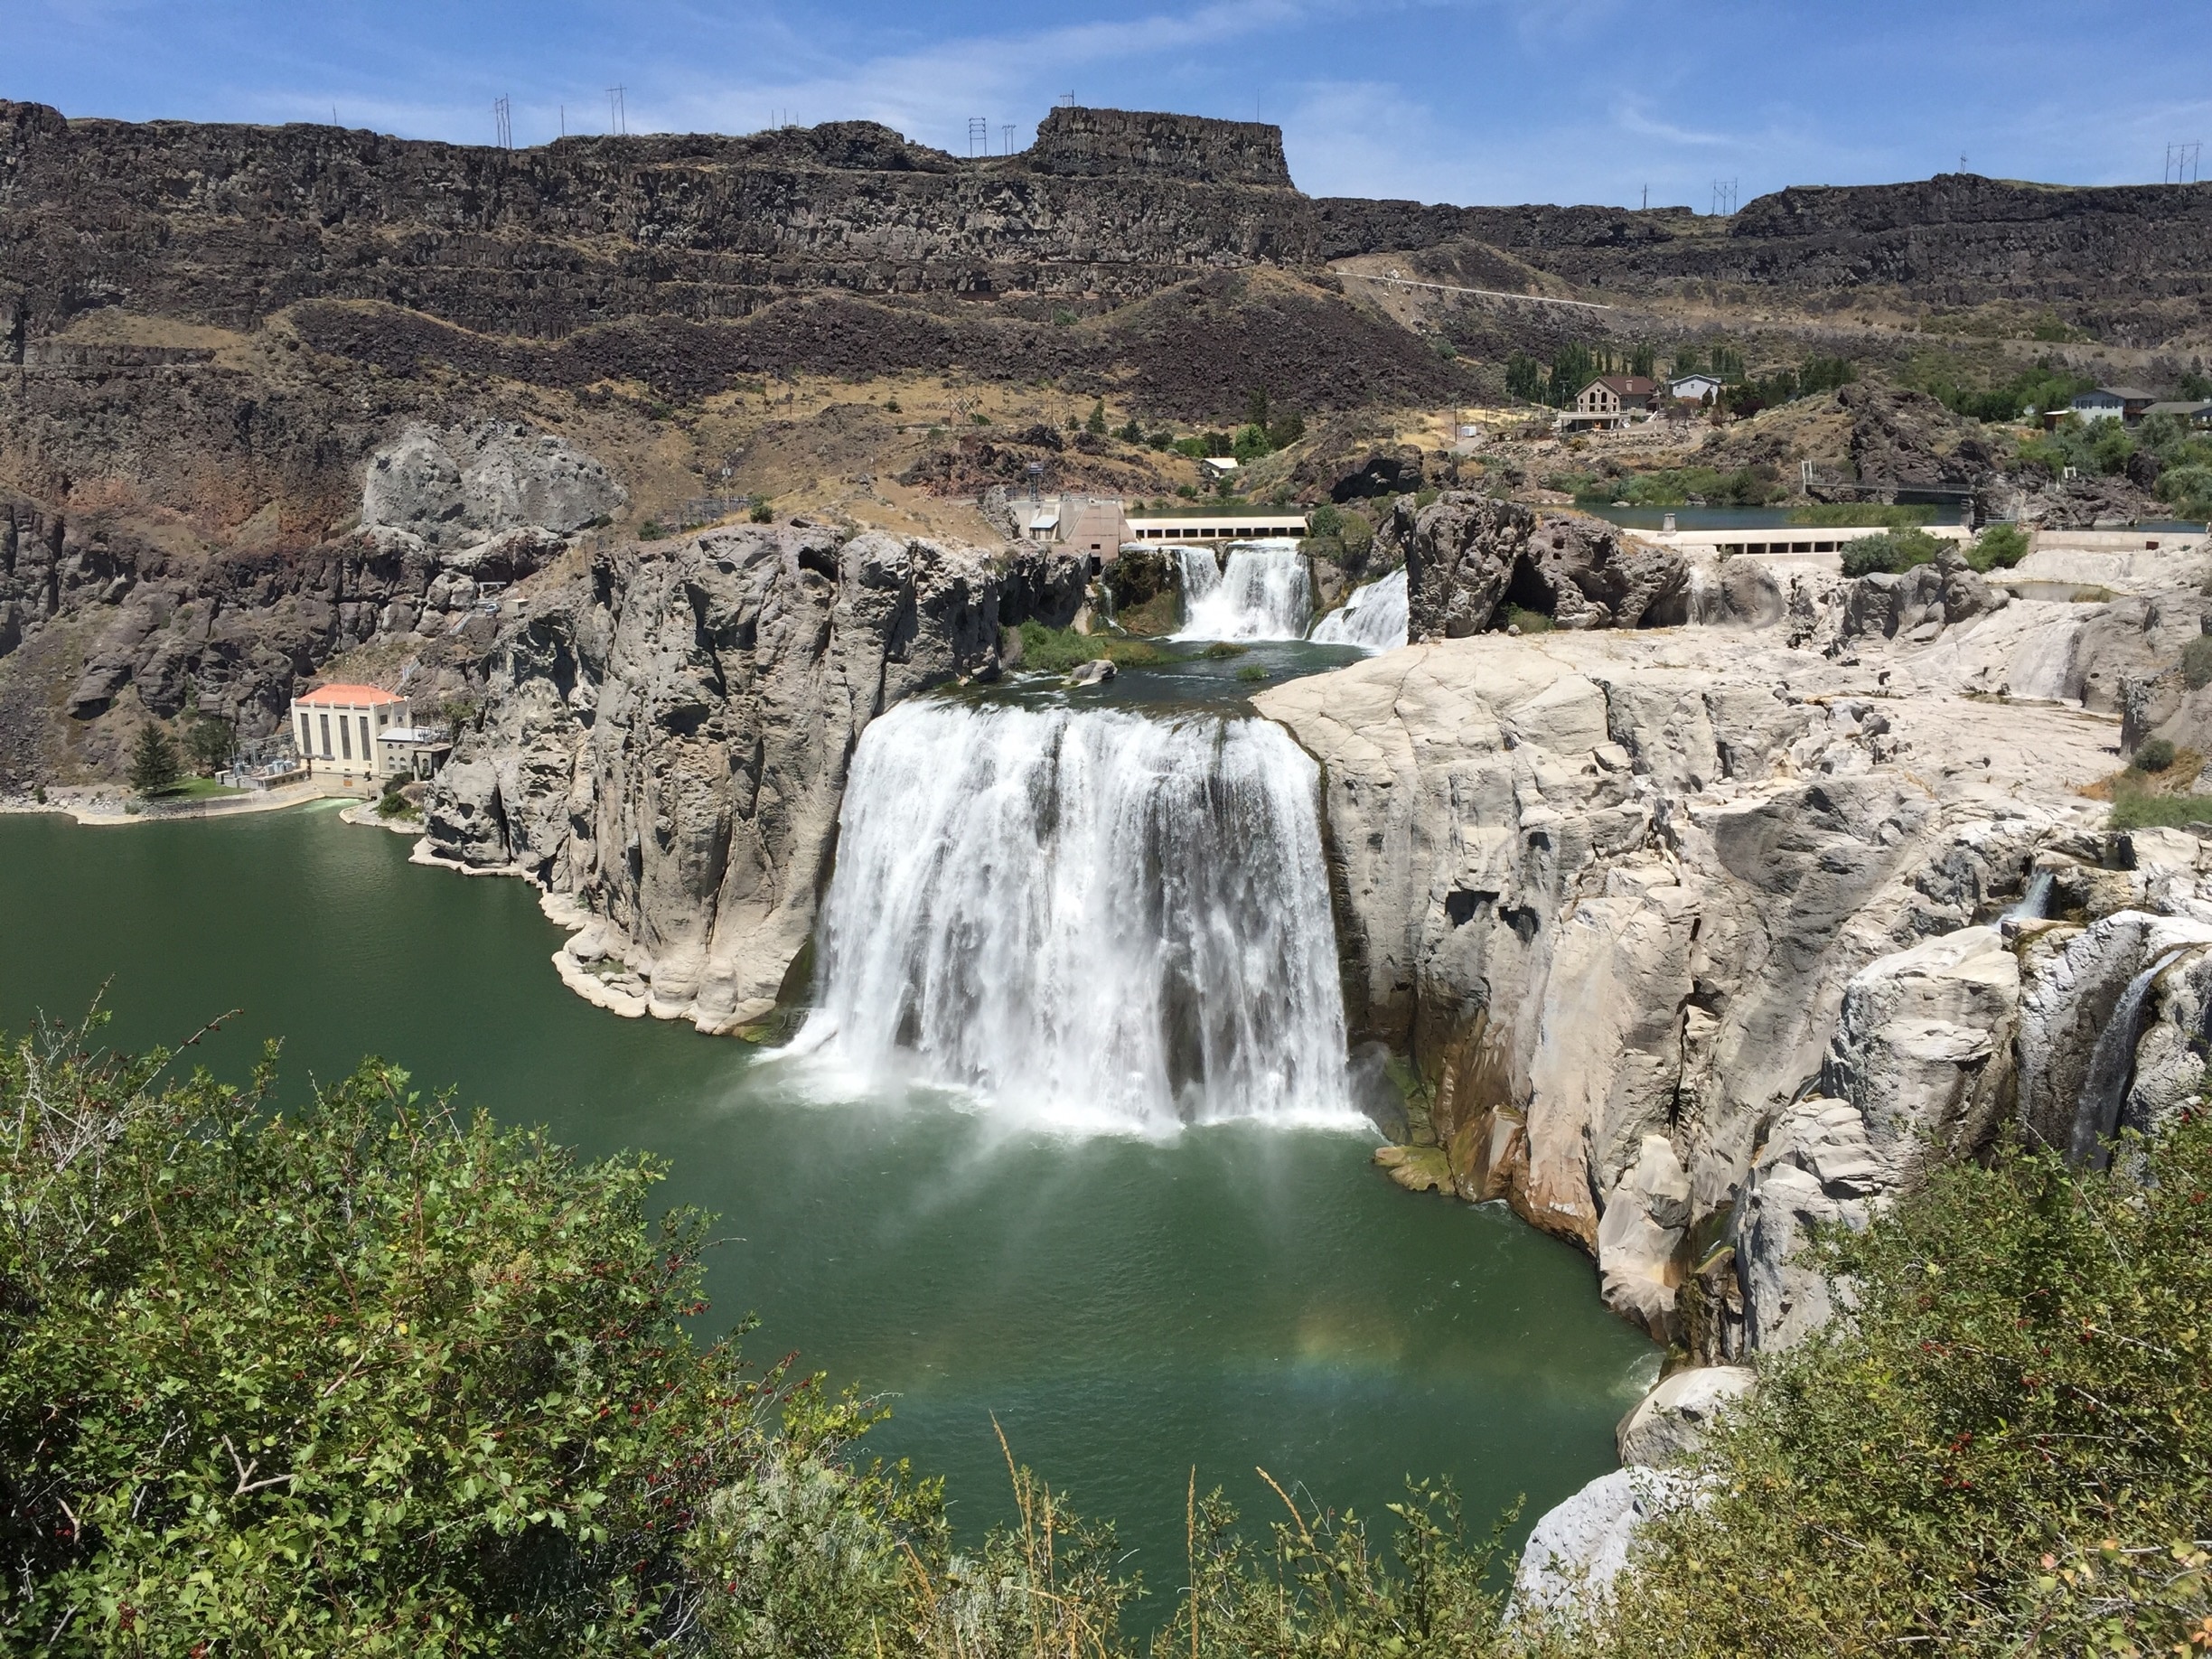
[
  {"left": 1198, "top": 642, "right": 1247, "bottom": 660},
  {"left": 150, "top": 776, "right": 245, "bottom": 801},
  {"left": 2071, "top": 584, "right": 2115, "bottom": 603},
  {"left": 2110, "top": 792, "right": 2212, "bottom": 830},
  {"left": 1015, "top": 622, "right": 1163, "bottom": 673},
  {"left": 1235, "top": 664, "right": 1270, "bottom": 683},
  {"left": 1501, "top": 605, "right": 1554, "bottom": 633}
]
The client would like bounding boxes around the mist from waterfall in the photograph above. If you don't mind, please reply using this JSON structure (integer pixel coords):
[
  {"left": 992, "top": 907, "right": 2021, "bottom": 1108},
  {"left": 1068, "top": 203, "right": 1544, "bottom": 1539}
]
[
  {"left": 1309, "top": 568, "right": 1409, "bottom": 651},
  {"left": 778, "top": 697, "right": 1357, "bottom": 1134},
  {"left": 1175, "top": 541, "right": 1313, "bottom": 641}
]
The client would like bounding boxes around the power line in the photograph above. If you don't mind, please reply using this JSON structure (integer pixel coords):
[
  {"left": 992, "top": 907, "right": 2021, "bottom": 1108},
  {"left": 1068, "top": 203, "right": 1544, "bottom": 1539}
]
[
  {"left": 1710, "top": 178, "right": 1738, "bottom": 216},
  {"left": 606, "top": 86, "right": 626, "bottom": 136},
  {"left": 968, "top": 117, "right": 988, "bottom": 157},
  {"left": 2167, "top": 141, "right": 2203, "bottom": 184},
  {"left": 1001, "top": 123, "right": 1016, "bottom": 155}
]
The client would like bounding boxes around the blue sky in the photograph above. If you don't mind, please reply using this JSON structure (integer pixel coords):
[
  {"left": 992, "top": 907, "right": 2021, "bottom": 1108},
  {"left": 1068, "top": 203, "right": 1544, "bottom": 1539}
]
[{"left": 8, "top": 0, "right": 2207, "bottom": 207}]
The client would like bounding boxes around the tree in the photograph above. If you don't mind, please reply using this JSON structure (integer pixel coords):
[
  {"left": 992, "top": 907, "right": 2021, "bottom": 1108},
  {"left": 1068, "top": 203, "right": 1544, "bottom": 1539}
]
[
  {"left": 1840, "top": 527, "right": 1943, "bottom": 576},
  {"left": 1245, "top": 386, "right": 1270, "bottom": 428},
  {"left": 1085, "top": 399, "right": 1108, "bottom": 435},
  {"left": 127, "top": 724, "right": 180, "bottom": 795},
  {"left": 1671, "top": 346, "right": 1702, "bottom": 377},
  {"left": 1630, "top": 342, "right": 1655, "bottom": 378},
  {"left": 1505, "top": 351, "right": 1545, "bottom": 403},
  {"left": 186, "top": 716, "right": 236, "bottom": 775},
  {"left": 1965, "top": 520, "right": 2030, "bottom": 571}
]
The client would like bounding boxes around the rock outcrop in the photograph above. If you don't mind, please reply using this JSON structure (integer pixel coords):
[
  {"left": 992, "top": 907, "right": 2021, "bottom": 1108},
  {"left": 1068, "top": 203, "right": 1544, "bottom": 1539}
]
[
  {"left": 418, "top": 524, "right": 1085, "bottom": 1032},
  {"left": 1385, "top": 493, "right": 1687, "bottom": 640},
  {"left": 1253, "top": 627, "right": 2120, "bottom": 1345},
  {"left": 1616, "top": 1365, "right": 1757, "bottom": 1468}
]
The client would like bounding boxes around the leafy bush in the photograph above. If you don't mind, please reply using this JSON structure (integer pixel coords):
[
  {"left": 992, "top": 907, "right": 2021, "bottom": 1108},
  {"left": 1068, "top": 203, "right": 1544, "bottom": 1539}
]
[
  {"left": 1501, "top": 605, "right": 1553, "bottom": 634},
  {"left": 2183, "top": 633, "right": 2212, "bottom": 690},
  {"left": 2159, "top": 463, "right": 2212, "bottom": 520},
  {"left": 2110, "top": 791, "right": 2212, "bottom": 830},
  {"left": 2134, "top": 736, "right": 2179, "bottom": 773},
  {"left": 1840, "top": 527, "right": 1944, "bottom": 576},
  {"left": 1591, "top": 1110, "right": 2212, "bottom": 1656},
  {"left": 1964, "top": 521, "right": 2030, "bottom": 571},
  {"left": 0, "top": 1018, "right": 843, "bottom": 1652}
]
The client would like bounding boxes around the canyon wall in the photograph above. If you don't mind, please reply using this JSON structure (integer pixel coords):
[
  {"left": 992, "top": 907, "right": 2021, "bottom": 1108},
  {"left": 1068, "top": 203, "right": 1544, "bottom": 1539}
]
[
  {"left": 6, "top": 98, "right": 2208, "bottom": 351},
  {"left": 418, "top": 524, "right": 1085, "bottom": 1030}
]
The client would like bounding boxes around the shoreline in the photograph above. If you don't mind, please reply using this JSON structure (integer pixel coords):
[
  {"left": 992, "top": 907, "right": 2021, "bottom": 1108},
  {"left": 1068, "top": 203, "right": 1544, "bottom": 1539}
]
[{"left": 0, "top": 776, "right": 373, "bottom": 827}]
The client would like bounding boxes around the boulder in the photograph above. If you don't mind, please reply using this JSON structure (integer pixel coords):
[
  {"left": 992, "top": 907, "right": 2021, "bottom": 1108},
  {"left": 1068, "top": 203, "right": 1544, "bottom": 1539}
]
[
  {"left": 1508, "top": 1467, "right": 1692, "bottom": 1624},
  {"left": 1617, "top": 1365, "right": 1757, "bottom": 1467},
  {"left": 1068, "top": 659, "right": 1117, "bottom": 686}
]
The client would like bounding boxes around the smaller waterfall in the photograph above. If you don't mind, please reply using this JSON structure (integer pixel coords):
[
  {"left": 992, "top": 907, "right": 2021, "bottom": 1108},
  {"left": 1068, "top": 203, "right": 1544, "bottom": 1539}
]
[
  {"left": 2003, "top": 871, "right": 2055, "bottom": 923},
  {"left": 2067, "top": 948, "right": 2184, "bottom": 1167},
  {"left": 1310, "top": 568, "right": 1410, "bottom": 651},
  {"left": 1175, "top": 541, "right": 1313, "bottom": 641}
]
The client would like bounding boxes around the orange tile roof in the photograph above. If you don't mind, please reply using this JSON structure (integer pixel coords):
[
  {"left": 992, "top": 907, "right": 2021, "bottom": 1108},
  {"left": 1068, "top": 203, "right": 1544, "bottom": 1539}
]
[{"left": 295, "top": 683, "right": 405, "bottom": 707}]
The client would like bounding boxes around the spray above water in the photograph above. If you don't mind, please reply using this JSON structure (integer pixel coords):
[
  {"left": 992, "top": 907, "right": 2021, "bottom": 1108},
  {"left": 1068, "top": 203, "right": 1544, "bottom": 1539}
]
[
  {"left": 1310, "top": 568, "right": 1409, "bottom": 651},
  {"left": 778, "top": 698, "right": 1358, "bottom": 1134},
  {"left": 1175, "top": 541, "right": 1313, "bottom": 641}
]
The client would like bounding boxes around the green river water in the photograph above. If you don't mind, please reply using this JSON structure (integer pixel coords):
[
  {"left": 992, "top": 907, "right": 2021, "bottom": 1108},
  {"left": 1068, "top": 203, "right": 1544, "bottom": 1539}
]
[{"left": 0, "top": 803, "right": 1655, "bottom": 1594}]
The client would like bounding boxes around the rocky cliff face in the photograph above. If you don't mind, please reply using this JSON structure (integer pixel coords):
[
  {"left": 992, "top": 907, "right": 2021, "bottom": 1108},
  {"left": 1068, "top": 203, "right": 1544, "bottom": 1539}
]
[
  {"left": 418, "top": 525, "right": 1085, "bottom": 1031},
  {"left": 6, "top": 98, "right": 2207, "bottom": 351},
  {"left": 1253, "top": 623, "right": 2121, "bottom": 1346}
]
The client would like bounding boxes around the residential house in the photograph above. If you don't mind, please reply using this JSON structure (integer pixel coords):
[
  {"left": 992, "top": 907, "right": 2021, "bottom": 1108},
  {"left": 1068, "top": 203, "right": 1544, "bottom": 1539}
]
[
  {"left": 1668, "top": 372, "right": 1725, "bottom": 404},
  {"left": 2071, "top": 387, "right": 2159, "bottom": 425},
  {"left": 2142, "top": 399, "right": 2212, "bottom": 430},
  {"left": 1564, "top": 374, "right": 1660, "bottom": 429}
]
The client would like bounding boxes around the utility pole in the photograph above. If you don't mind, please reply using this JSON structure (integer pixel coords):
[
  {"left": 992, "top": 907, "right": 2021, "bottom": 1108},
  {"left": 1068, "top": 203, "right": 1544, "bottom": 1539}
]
[
  {"left": 1001, "top": 123, "right": 1015, "bottom": 155},
  {"left": 607, "top": 86, "right": 626, "bottom": 136},
  {"left": 968, "top": 117, "right": 988, "bottom": 157},
  {"left": 1641, "top": 183, "right": 1647, "bottom": 211},
  {"left": 492, "top": 96, "right": 511, "bottom": 150}
]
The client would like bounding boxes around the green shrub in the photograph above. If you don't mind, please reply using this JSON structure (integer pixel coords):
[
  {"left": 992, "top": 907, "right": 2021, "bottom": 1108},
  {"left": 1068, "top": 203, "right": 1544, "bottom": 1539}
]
[
  {"left": 2133, "top": 736, "right": 2179, "bottom": 773},
  {"left": 1235, "top": 664, "right": 1270, "bottom": 682},
  {"left": 1840, "top": 527, "right": 1943, "bottom": 577},
  {"left": 2111, "top": 791, "right": 2212, "bottom": 830},
  {"left": 1592, "top": 1110, "right": 2212, "bottom": 1656},
  {"left": 2182, "top": 633, "right": 2212, "bottom": 690},
  {"left": 1964, "top": 520, "right": 2030, "bottom": 571},
  {"left": 1501, "top": 605, "right": 1553, "bottom": 634},
  {"left": 2159, "top": 462, "right": 2212, "bottom": 520}
]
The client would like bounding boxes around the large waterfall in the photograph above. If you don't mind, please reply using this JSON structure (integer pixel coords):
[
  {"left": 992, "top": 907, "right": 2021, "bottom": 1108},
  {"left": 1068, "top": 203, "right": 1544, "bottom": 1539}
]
[
  {"left": 779, "top": 697, "right": 1357, "bottom": 1133},
  {"left": 1175, "top": 541, "right": 1313, "bottom": 641},
  {"left": 1310, "top": 568, "right": 1409, "bottom": 651}
]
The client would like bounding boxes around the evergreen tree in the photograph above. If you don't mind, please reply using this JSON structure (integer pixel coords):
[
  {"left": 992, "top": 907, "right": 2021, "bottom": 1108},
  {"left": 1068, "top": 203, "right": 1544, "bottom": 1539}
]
[
  {"left": 1085, "top": 399, "right": 1108, "bottom": 435},
  {"left": 1630, "top": 342, "right": 1655, "bottom": 378},
  {"left": 1505, "top": 351, "right": 1545, "bottom": 402},
  {"left": 127, "top": 724, "right": 180, "bottom": 796}
]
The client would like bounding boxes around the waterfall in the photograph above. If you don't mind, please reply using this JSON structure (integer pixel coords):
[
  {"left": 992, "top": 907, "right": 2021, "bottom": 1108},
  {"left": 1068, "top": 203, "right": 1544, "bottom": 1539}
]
[
  {"left": 2067, "top": 948, "right": 2183, "bottom": 1168},
  {"left": 1175, "top": 541, "right": 1313, "bottom": 641},
  {"left": 778, "top": 697, "right": 1357, "bottom": 1133},
  {"left": 1310, "top": 568, "right": 1409, "bottom": 651},
  {"left": 2003, "top": 870, "right": 2054, "bottom": 923}
]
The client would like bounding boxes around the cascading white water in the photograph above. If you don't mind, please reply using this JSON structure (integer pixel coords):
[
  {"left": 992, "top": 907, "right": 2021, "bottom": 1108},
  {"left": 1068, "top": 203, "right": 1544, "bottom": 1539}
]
[
  {"left": 1175, "top": 540, "right": 1313, "bottom": 641},
  {"left": 1309, "top": 568, "right": 1409, "bottom": 651},
  {"left": 1682, "top": 559, "right": 1721, "bottom": 626},
  {"left": 2002, "top": 870, "right": 2054, "bottom": 923},
  {"left": 2067, "top": 947, "right": 2184, "bottom": 1167},
  {"left": 777, "top": 697, "right": 1357, "bottom": 1134}
]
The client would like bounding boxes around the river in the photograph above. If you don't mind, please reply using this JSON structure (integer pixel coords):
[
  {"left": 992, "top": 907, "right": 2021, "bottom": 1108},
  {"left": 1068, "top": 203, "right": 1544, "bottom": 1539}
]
[{"left": 0, "top": 791, "right": 1652, "bottom": 1598}]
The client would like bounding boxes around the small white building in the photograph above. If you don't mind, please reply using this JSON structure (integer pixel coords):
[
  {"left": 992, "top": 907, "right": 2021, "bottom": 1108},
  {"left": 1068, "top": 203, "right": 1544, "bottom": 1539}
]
[
  {"left": 290, "top": 683, "right": 409, "bottom": 781},
  {"left": 1197, "top": 456, "right": 1241, "bottom": 483},
  {"left": 1668, "top": 372, "right": 1725, "bottom": 403}
]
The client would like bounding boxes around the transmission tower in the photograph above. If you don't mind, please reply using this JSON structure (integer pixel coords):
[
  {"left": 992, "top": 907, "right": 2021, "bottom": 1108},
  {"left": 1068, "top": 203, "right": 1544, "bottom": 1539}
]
[
  {"left": 1710, "top": 178, "right": 1738, "bottom": 216},
  {"left": 968, "top": 117, "right": 988, "bottom": 157},
  {"left": 492, "top": 96, "right": 511, "bottom": 150},
  {"left": 606, "top": 86, "right": 627, "bottom": 136},
  {"left": 1001, "top": 123, "right": 1016, "bottom": 155},
  {"left": 2167, "top": 141, "right": 2203, "bottom": 184}
]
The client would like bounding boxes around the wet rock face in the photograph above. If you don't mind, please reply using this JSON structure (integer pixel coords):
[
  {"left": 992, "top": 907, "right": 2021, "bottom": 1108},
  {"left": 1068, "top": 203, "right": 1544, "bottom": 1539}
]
[
  {"left": 1391, "top": 492, "right": 1687, "bottom": 640},
  {"left": 421, "top": 527, "right": 1087, "bottom": 1033}
]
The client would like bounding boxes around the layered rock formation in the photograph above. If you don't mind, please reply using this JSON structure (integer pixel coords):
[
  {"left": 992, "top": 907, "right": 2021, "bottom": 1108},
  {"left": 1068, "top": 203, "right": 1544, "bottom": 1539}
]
[{"left": 418, "top": 524, "right": 1085, "bottom": 1030}]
